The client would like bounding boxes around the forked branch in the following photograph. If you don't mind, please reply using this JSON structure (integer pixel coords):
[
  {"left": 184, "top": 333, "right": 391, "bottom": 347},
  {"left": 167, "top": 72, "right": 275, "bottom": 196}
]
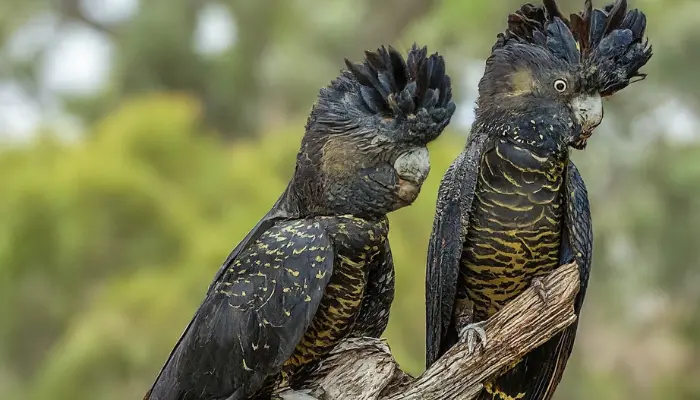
[{"left": 280, "top": 262, "right": 580, "bottom": 400}]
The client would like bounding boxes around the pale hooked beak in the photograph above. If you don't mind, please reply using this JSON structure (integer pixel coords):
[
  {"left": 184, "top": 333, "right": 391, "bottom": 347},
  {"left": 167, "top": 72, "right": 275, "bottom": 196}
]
[
  {"left": 393, "top": 147, "right": 430, "bottom": 205},
  {"left": 394, "top": 146, "right": 430, "bottom": 185},
  {"left": 570, "top": 94, "right": 603, "bottom": 148}
]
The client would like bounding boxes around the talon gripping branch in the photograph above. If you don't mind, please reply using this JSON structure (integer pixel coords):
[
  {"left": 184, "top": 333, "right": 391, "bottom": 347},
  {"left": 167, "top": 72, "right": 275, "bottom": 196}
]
[
  {"left": 425, "top": 1, "right": 651, "bottom": 399},
  {"left": 145, "top": 44, "right": 454, "bottom": 400}
]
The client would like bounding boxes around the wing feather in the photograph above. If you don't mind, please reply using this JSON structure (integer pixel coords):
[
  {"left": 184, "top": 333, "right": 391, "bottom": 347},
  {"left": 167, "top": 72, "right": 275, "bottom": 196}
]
[
  {"left": 425, "top": 132, "right": 488, "bottom": 367},
  {"left": 144, "top": 191, "right": 297, "bottom": 399},
  {"left": 146, "top": 218, "right": 335, "bottom": 400},
  {"left": 529, "top": 160, "right": 593, "bottom": 400}
]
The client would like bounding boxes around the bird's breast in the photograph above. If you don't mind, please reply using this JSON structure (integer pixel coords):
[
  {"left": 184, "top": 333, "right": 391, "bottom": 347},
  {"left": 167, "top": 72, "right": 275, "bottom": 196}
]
[
  {"left": 283, "top": 216, "right": 388, "bottom": 379},
  {"left": 461, "top": 139, "right": 565, "bottom": 320}
]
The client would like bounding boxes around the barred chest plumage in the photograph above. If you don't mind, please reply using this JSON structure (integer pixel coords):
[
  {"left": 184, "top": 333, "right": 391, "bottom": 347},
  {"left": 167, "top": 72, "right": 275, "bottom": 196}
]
[
  {"left": 282, "top": 216, "right": 392, "bottom": 386},
  {"left": 459, "top": 137, "right": 566, "bottom": 321}
]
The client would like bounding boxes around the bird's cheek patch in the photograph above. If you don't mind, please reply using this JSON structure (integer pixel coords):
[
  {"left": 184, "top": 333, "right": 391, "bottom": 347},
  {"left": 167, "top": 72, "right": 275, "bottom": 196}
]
[
  {"left": 320, "top": 137, "right": 364, "bottom": 179},
  {"left": 507, "top": 70, "right": 534, "bottom": 97}
]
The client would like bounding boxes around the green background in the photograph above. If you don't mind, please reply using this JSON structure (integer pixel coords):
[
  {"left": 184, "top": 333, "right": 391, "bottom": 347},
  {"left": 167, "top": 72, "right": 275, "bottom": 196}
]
[{"left": 0, "top": 0, "right": 698, "bottom": 399}]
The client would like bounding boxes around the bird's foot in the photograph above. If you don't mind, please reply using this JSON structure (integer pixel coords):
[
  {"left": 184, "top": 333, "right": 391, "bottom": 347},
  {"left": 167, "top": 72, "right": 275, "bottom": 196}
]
[
  {"left": 531, "top": 277, "right": 548, "bottom": 304},
  {"left": 458, "top": 321, "right": 488, "bottom": 355}
]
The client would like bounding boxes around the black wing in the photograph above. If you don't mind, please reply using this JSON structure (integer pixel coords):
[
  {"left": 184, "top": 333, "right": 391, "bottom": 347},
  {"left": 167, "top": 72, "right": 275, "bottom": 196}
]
[
  {"left": 144, "top": 189, "right": 297, "bottom": 399},
  {"left": 146, "top": 218, "right": 335, "bottom": 400},
  {"left": 425, "top": 132, "right": 489, "bottom": 368},
  {"left": 528, "top": 160, "right": 593, "bottom": 400}
]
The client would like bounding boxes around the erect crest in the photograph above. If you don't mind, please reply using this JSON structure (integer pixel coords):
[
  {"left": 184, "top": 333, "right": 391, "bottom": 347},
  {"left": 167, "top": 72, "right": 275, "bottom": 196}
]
[
  {"left": 309, "top": 43, "right": 455, "bottom": 144},
  {"left": 492, "top": 0, "right": 652, "bottom": 96},
  {"left": 493, "top": 1, "right": 580, "bottom": 64},
  {"left": 342, "top": 44, "right": 453, "bottom": 119}
]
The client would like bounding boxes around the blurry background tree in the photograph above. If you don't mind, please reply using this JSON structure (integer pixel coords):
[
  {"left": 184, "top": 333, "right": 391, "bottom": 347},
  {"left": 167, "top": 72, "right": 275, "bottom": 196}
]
[{"left": 0, "top": 0, "right": 697, "bottom": 399}]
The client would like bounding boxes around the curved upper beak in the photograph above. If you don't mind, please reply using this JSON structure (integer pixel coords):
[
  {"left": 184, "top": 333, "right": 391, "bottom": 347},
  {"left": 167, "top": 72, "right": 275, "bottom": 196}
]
[
  {"left": 394, "top": 146, "right": 430, "bottom": 185},
  {"left": 571, "top": 94, "right": 604, "bottom": 135},
  {"left": 569, "top": 94, "right": 603, "bottom": 149}
]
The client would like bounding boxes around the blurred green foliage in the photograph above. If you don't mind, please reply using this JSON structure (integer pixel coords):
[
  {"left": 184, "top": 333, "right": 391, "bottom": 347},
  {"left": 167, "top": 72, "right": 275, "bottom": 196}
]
[
  {"left": 0, "top": 0, "right": 698, "bottom": 399},
  {"left": 0, "top": 91, "right": 697, "bottom": 400},
  {"left": 0, "top": 94, "right": 462, "bottom": 399}
]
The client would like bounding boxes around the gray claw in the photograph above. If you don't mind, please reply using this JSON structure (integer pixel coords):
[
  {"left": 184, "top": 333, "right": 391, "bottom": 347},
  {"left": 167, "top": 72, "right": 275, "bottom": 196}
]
[
  {"left": 459, "top": 321, "right": 488, "bottom": 354},
  {"left": 531, "top": 277, "right": 548, "bottom": 304}
]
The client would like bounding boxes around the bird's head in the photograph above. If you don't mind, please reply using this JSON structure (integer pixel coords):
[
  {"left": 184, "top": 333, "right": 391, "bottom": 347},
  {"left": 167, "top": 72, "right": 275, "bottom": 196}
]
[
  {"left": 288, "top": 44, "right": 455, "bottom": 219},
  {"left": 475, "top": 0, "right": 652, "bottom": 151}
]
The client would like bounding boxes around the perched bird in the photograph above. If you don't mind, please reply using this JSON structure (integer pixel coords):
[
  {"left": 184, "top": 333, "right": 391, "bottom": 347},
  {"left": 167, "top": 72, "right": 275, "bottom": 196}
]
[
  {"left": 145, "top": 44, "right": 455, "bottom": 400},
  {"left": 425, "top": 1, "right": 651, "bottom": 399}
]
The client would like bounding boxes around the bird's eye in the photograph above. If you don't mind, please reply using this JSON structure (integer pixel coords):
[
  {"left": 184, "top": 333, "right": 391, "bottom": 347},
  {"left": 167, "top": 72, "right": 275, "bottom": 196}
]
[{"left": 554, "top": 79, "right": 568, "bottom": 92}]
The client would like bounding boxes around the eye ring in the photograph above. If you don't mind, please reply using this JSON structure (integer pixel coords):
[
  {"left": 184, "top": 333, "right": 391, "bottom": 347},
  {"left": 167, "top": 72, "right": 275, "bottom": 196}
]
[{"left": 554, "top": 79, "right": 568, "bottom": 92}]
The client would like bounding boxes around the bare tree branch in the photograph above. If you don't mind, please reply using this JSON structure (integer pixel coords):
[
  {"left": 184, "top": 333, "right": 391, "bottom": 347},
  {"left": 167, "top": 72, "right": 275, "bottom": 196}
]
[{"left": 280, "top": 262, "right": 580, "bottom": 400}]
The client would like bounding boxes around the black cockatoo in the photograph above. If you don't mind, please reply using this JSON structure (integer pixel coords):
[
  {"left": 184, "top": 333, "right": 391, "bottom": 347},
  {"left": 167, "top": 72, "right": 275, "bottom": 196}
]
[
  {"left": 145, "top": 44, "right": 455, "bottom": 400},
  {"left": 425, "top": 1, "right": 651, "bottom": 399}
]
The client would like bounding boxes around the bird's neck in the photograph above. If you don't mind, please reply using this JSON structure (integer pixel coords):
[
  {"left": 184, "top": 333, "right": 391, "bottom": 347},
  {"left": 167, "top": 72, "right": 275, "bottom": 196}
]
[
  {"left": 473, "top": 109, "right": 570, "bottom": 159},
  {"left": 275, "top": 175, "right": 319, "bottom": 219}
]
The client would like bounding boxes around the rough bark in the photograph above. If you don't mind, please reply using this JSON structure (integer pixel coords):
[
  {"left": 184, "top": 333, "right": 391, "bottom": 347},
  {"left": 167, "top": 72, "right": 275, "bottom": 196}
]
[{"left": 279, "top": 262, "right": 580, "bottom": 400}]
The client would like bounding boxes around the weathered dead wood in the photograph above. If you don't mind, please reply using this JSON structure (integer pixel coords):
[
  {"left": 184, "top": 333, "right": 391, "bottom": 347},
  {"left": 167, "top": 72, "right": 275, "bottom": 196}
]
[{"left": 279, "top": 262, "right": 580, "bottom": 400}]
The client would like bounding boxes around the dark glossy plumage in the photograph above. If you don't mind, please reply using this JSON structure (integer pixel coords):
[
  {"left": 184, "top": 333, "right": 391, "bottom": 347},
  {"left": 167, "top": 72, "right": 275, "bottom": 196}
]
[
  {"left": 145, "top": 44, "right": 454, "bottom": 400},
  {"left": 458, "top": 139, "right": 566, "bottom": 322},
  {"left": 497, "top": 0, "right": 652, "bottom": 97},
  {"left": 426, "top": 1, "right": 650, "bottom": 399}
]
